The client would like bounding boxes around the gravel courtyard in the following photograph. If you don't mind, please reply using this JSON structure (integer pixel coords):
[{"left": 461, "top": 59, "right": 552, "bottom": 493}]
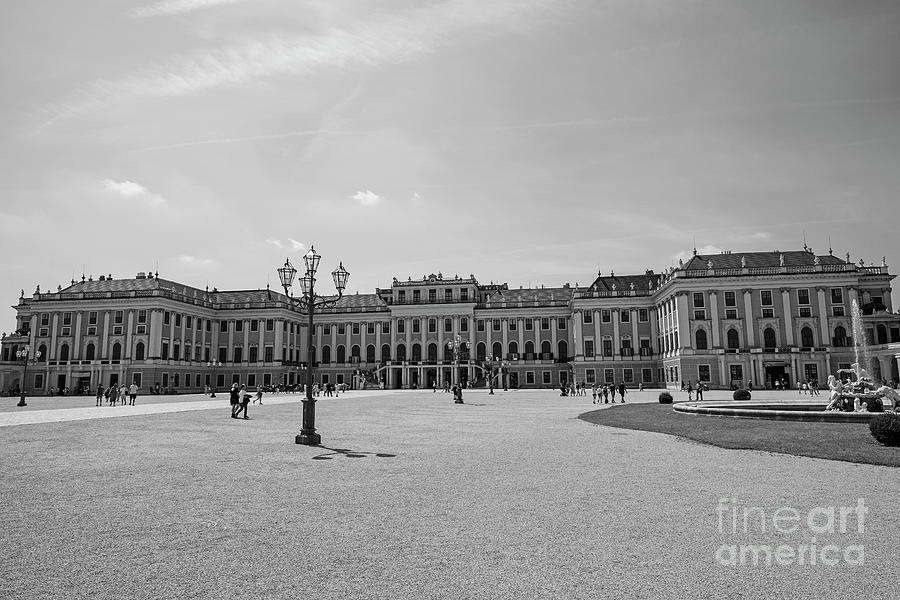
[{"left": 1, "top": 389, "right": 897, "bottom": 599}]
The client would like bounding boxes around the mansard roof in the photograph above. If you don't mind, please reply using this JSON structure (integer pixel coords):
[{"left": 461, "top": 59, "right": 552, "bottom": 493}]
[
  {"left": 683, "top": 250, "right": 846, "bottom": 271},
  {"left": 587, "top": 273, "right": 660, "bottom": 294},
  {"left": 485, "top": 287, "right": 573, "bottom": 305}
]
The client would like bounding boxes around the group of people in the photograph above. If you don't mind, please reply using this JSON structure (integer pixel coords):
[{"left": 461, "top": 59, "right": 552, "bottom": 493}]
[
  {"left": 587, "top": 383, "right": 628, "bottom": 404},
  {"left": 229, "top": 383, "right": 264, "bottom": 419},
  {"left": 681, "top": 380, "right": 707, "bottom": 401},
  {"left": 95, "top": 382, "right": 139, "bottom": 406},
  {"left": 798, "top": 379, "right": 821, "bottom": 396}
]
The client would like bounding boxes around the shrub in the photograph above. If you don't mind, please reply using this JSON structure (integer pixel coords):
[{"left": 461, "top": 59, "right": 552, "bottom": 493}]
[
  {"left": 869, "top": 413, "right": 900, "bottom": 446},
  {"left": 658, "top": 392, "right": 673, "bottom": 404},
  {"left": 866, "top": 397, "right": 884, "bottom": 413},
  {"left": 733, "top": 389, "right": 752, "bottom": 401}
]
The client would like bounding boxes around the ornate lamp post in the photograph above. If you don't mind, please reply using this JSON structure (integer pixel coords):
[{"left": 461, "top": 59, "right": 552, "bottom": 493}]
[
  {"left": 205, "top": 360, "right": 222, "bottom": 397},
  {"left": 15, "top": 345, "right": 41, "bottom": 407},
  {"left": 278, "top": 246, "right": 349, "bottom": 445}
]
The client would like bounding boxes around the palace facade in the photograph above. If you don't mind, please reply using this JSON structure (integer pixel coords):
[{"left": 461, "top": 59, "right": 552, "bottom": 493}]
[{"left": 1, "top": 248, "right": 899, "bottom": 394}]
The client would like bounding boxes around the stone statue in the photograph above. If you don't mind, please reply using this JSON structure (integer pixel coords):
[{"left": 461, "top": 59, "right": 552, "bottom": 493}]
[
  {"left": 779, "top": 253, "right": 785, "bottom": 267},
  {"left": 707, "top": 259, "right": 714, "bottom": 269},
  {"left": 741, "top": 256, "right": 747, "bottom": 268},
  {"left": 678, "top": 259, "right": 683, "bottom": 268},
  {"left": 814, "top": 255, "right": 820, "bottom": 266}
]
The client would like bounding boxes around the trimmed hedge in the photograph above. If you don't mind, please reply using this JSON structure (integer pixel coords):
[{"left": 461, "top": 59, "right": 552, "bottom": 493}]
[
  {"left": 869, "top": 413, "right": 900, "bottom": 446},
  {"left": 658, "top": 392, "right": 674, "bottom": 404},
  {"left": 733, "top": 389, "right": 752, "bottom": 401}
]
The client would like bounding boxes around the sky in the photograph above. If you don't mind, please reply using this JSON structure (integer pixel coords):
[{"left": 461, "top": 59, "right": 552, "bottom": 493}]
[{"left": 1, "top": 0, "right": 899, "bottom": 325}]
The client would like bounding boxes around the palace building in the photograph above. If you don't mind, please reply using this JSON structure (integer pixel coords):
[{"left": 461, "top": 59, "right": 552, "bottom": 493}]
[{"left": 1, "top": 247, "right": 899, "bottom": 395}]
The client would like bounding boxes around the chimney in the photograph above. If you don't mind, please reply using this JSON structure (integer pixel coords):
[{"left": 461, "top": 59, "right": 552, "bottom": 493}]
[{"left": 136, "top": 272, "right": 146, "bottom": 279}]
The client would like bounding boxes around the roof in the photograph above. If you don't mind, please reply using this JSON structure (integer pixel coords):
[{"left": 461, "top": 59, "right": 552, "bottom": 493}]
[
  {"left": 683, "top": 250, "right": 847, "bottom": 271},
  {"left": 587, "top": 273, "right": 660, "bottom": 294},
  {"left": 485, "top": 287, "right": 573, "bottom": 305}
]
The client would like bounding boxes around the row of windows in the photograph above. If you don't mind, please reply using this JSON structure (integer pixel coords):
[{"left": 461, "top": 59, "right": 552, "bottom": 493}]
[
  {"left": 582, "top": 309, "right": 650, "bottom": 324},
  {"left": 396, "top": 288, "right": 471, "bottom": 304},
  {"left": 690, "top": 288, "right": 873, "bottom": 310},
  {"left": 690, "top": 305, "right": 848, "bottom": 321}
]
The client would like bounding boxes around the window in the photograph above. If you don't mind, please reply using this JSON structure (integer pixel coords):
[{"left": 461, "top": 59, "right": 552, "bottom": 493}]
[
  {"left": 186, "top": 316, "right": 193, "bottom": 329},
  {"left": 233, "top": 347, "right": 242, "bottom": 362},
  {"left": 88, "top": 311, "right": 98, "bottom": 325},
  {"left": 604, "top": 368, "right": 614, "bottom": 384},
  {"left": 639, "top": 309, "right": 649, "bottom": 322},
  {"left": 85, "top": 343, "right": 96, "bottom": 360},
  {"left": 832, "top": 306, "right": 845, "bottom": 317},
  {"left": 642, "top": 368, "right": 653, "bottom": 383},
  {"left": 526, "top": 371, "right": 535, "bottom": 385},
  {"left": 444, "top": 289, "right": 453, "bottom": 302},
  {"left": 477, "top": 320, "right": 485, "bottom": 332},
  {"left": 493, "top": 319, "right": 501, "bottom": 332},
  {"left": 236, "top": 320, "right": 244, "bottom": 332},
  {"left": 218, "top": 347, "right": 227, "bottom": 363},
  {"left": 623, "top": 368, "right": 633, "bottom": 383},
  {"left": 63, "top": 312, "right": 72, "bottom": 326},
  {"left": 172, "top": 343, "right": 181, "bottom": 361},
  {"left": 113, "top": 326, "right": 123, "bottom": 335},
  {"left": 797, "top": 289, "right": 810, "bottom": 305},
  {"left": 460, "top": 318, "right": 468, "bottom": 332},
  {"left": 620, "top": 311, "right": 629, "bottom": 324},
  {"left": 760, "top": 290, "right": 773, "bottom": 306},
  {"left": 397, "top": 320, "right": 405, "bottom": 334},
  {"left": 368, "top": 322, "right": 376, "bottom": 335},
  {"left": 693, "top": 292, "right": 705, "bottom": 308},
  {"left": 763, "top": 328, "right": 777, "bottom": 349},
  {"left": 40, "top": 327, "right": 50, "bottom": 336},
  {"left": 800, "top": 327, "right": 814, "bottom": 348},
  {"left": 831, "top": 288, "right": 843, "bottom": 304},
  {"left": 694, "top": 310, "right": 706, "bottom": 320},
  {"left": 413, "top": 290, "right": 421, "bottom": 303},
  {"left": 249, "top": 347, "right": 258, "bottom": 363},
  {"left": 583, "top": 311, "right": 593, "bottom": 324},
  {"left": 724, "top": 291, "right": 736, "bottom": 307},
  {"left": 164, "top": 311, "right": 171, "bottom": 325},
  {"left": 323, "top": 324, "right": 332, "bottom": 336},
  {"left": 460, "top": 289, "right": 469, "bottom": 302},
  {"left": 162, "top": 342, "right": 170, "bottom": 360},
  {"left": 509, "top": 320, "right": 517, "bottom": 331},
  {"left": 602, "top": 339, "right": 613, "bottom": 357},
  {"left": 251, "top": 319, "right": 259, "bottom": 332},
  {"left": 398, "top": 290, "right": 406, "bottom": 303},
  {"left": 542, "top": 371, "right": 551, "bottom": 385},
  {"left": 695, "top": 329, "right": 708, "bottom": 350},
  {"left": 584, "top": 340, "right": 595, "bottom": 357},
  {"left": 429, "top": 289, "right": 436, "bottom": 303},
  {"left": 726, "top": 329, "right": 740, "bottom": 349},
  {"left": 586, "top": 369, "right": 596, "bottom": 384},
  {"left": 206, "top": 320, "right": 211, "bottom": 332},
  {"left": 175, "top": 313, "right": 182, "bottom": 327},
  {"left": 541, "top": 318, "right": 550, "bottom": 330},
  {"left": 61, "top": 327, "right": 71, "bottom": 336},
  {"left": 601, "top": 309, "right": 611, "bottom": 323},
  {"left": 264, "top": 346, "right": 273, "bottom": 362},
  {"left": 525, "top": 319, "right": 533, "bottom": 331},
  {"left": 698, "top": 365, "right": 711, "bottom": 382},
  {"left": 730, "top": 364, "right": 744, "bottom": 384},
  {"left": 444, "top": 318, "right": 453, "bottom": 333},
  {"left": 725, "top": 309, "right": 738, "bottom": 320},
  {"left": 799, "top": 307, "right": 812, "bottom": 318},
  {"left": 428, "top": 319, "right": 437, "bottom": 333},
  {"left": 41, "top": 313, "right": 50, "bottom": 326},
  {"left": 338, "top": 324, "right": 345, "bottom": 335},
  {"left": 219, "top": 321, "right": 227, "bottom": 333},
  {"left": 34, "top": 373, "right": 44, "bottom": 389},
  {"left": 762, "top": 308, "right": 774, "bottom": 318},
  {"left": 352, "top": 323, "right": 360, "bottom": 335},
  {"left": 412, "top": 319, "right": 420, "bottom": 334}
]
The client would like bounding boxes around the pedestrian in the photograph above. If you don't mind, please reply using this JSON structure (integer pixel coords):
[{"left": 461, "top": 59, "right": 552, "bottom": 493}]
[
  {"left": 609, "top": 384, "right": 617, "bottom": 403},
  {"left": 229, "top": 383, "right": 240, "bottom": 418},
  {"left": 106, "top": 385, "right": 116, "bottom": 406},
  {"left": 128, "top": 381, "right": 138, "bottom": 405},
  {"left": 95, "top": 384, "right": 104, "bottom": 407},
  {"left": 686, "top": 381, "right": 693, "bottom": 401},
  {"left": 603, "top": 385, "right": 609, "bottom": 404},
  {"left": 254, "top": 388, "right": 263, "bottom": 405},
  {"left": 592, "top": 384, "right": 598, "bottom": 404},
  {"left": 118, "top": 384, "right": 127, "bottom": 406},
  {"left": 638, "top": 382, "right": 644, "bottom": 392},
  {"left": 235, "top": 384, "right": 250, "bottom": 419},
  {"left": 696, "top": 380, "right": 704, "bottom": 401},
  {"left": 618, "top": 382, "right": 627, "bottom": 403}
]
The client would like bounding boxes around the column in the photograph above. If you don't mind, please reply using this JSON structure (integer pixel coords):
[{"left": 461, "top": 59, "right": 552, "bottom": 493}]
[
  {"left": 419, "top": 318, "right": 426, "bottom": 359},
  {"left": 360, "top": 321, "right": 367, "bottom": 364},
  {"left": 375, "top": 322, "right": 382, "bottom": 363},
  {"left": 551, "top": 317, "right": 558, "bottom": 358},
  {"left": 101, "top": 311, "right": 111, "bottom": 358},
  {"left": 631, "top": 309, "right": 639, "bottom": 353},
  {"left": 574, "top": 311, "right": 584, "bottom": 358},
  {"left": 501, "top": 318, "right": 509, "bottom": 359},
  {"left": 781, "top": 289, "right": 794, "bottom": 346},
  {"left": 437, "top": 316, "right": 444, "bottom": 362},
  {"left": 518, "top": 318, "right": 524, "bottom": 357},
  {"left": 676, "top": 293, "right": 691, "bottom": 351},
  {"left": 709, "top": 291, "right": 720, "bottom": 348},
  {"left": 649, "top": 308, "right": 659, "bottom": 354},
  {"left": 390, "top": 318, "right": 397, "bottom": 359},
  {"left": 243, "top": 322, "right": 250, "bottom": 364},
  {"left": 191, "top": 315, "right": 198, "bottom": 362},
  {"left": 742, "top": 290, "right": 755, "bottom": 347},
  {"left": 125, "top": 311, "right": 134, "bottom": 359},
  {"left": 612, "top": 311, "right": 621, "bottom": 356},
  {"left": 73, "top": 313, "right": 83, "bottom": 359},
  {"left": 227, "top": 321, "right": 234, "bottom": 362},
  {"left": 331, "top": 323, "right": 337, "bottom": 361},
  {"left": 404, "top": 318, "right": 412, "bottom": 358},
  {"left": 816, "top": 287, "right": 829, "bottom": 345},
  {"left": 486, "top": 317, "right": 493, "bottom": 358},
  {"left": 315, "top": 324, "right": 323, "bottom": 362}
]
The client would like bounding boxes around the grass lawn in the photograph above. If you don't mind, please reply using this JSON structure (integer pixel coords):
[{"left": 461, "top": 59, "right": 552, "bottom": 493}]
[{"left": 580, "top": 402, "right": 900, "bottom": 467}]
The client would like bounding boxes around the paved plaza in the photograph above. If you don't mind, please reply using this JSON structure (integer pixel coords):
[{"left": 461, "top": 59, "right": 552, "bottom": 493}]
[{"left": 1, "top": 389, "right": 898, "bottom": 599}]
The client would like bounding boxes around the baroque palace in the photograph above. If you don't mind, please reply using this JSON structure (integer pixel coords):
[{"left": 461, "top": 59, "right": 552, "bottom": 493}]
[{"left": 1, "top": 247, "right": 899, "bottom": 395}]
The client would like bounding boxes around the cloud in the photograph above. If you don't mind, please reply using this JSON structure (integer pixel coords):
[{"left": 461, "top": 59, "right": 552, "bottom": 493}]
[
  {"left": 43, "top": 0, "right": 561, "bottom": 123},
  {"left": 177, "top": 255, "right": 216, "bottom": 266},
  {"left": 411, "top": 191, "right": 422, "bottom": 202},
  {"left": 351, "top": 190, "right": 382, "bottom": 206},
  {"left": 130, "top": 0, "right": 243, "bottom": 18},
  {"left": 102, "top": 179, "right": 166, "bottom": 206},
  {"left": 672, "top": 244, "right": 727, "bottom": 263},
  {"left": 265, "top": 239, "right": 306, "bottom": 252}
]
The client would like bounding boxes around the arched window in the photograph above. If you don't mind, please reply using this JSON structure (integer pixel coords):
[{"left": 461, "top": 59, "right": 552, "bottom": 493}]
[
  {"left": 833, "top": 325, "right": 847, "bottom": 347},
  {"left": 322, "top": 345, "right": 332, "bottom": 363},
  {"left": 557, "top": 340, "right": 568, "bottom": 361},
  {"left": 336, "top": 345, "right": 346, "bottom": 363},
  {"left": 492, "top": 341, "right": 502, "bottom": 361},
  {"left": 396, "top": 344, "right": 406, "bottom": 361},
  {"left": 726, "top": 329, "right": 740, "bottom": 349},
  {"left": 541, "top": 340, "right": 552, "bottom": 356},
  {"left": 351, "top": 344, "right": 360, "bottom": 360},
  {"left": 695, "top": 329, "right": 708, "bottom": 350},
  {"left": 476, "top": 342, "right": 486, "bottom": 361},
  {"left": 134, "top": 342, "right": 145, "bottom": 361},
  {"left": 112, "top": 342, "right": 122, "bottom": 360},
  {"left": 59, "top": 343, "right": 70, "bottom": 361},
  {"left": 381, "top": 344, "right": 391, "bottom": 362},
  {"left": 38, "top": 344, "right": 47, "bottom": 362},
  {"left": 366, "top": 344, "right": 376, "bottom": 362},
  {"left": 525, "top": 340, "right": 535, "bottom": 356},
  {"left": 85, "top": 343, "right": 96, "bottom": 361},
  {"left": 800, "top": 327, "right": 814, "bottom": 348},
  {"left": 877, "top": 324, "right": 888, "bottom": 345},
  {"left": 427, "top": 343, "right": 437, "bottom": 362},
  {"left": 508, "top": 341, "right": 518, "bottom": 356},
  {"left": 411, "top": 343, "right": 422, "bottom": 361},
  {"left": 763, "top": 328, "right": 776, "bottom": 349}
]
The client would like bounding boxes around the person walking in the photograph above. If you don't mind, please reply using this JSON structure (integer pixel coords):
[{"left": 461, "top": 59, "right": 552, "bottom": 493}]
[
  {"left": 106, "top": 384, "right": 116, "bottom": 406},
  {"left": 592, "top": 384, "right": 598, "bottom": 404},
  {"left": 609, "top": 384, "right": 617, "bottom": 403},
  {"left": 235, "top": 384, "right": 250, "bottom": 419},
  {"left": 118, "top": 384, "right": 128, "bottom": 406},
  {"left": 253, "top": 388, "right": 263, "bottom": 405},
  {"left": 95, "top": 384, "right": 104, "bottom": 407},
  {"left": 128, "top": 381, "right": 138, "bottom": 406},
  {"left": 618, "top": 382, "right": 627, "bottom": 403},
  {"left": 686, "top": 381, "right": 693, "bottom": 401},
  {"left": 696, "top": 380, "right": 704, "bottom": 401},
  {"left": 602, "top": 385, "right": 610, "bottom": 404},
  {"left": 229, "top": 383, "right": 240, "bottom": 418}
]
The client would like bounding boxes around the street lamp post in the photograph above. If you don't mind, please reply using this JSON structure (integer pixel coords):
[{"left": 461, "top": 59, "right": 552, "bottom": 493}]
[
  {"left": 15, "top": 345, "right": 41, "bottom": 407},
  {"left": 278, "top": 246, "right": 349, "bottom": 446},
  {"left": 206, "top": 360, "right": 222, "bottom": 397}
]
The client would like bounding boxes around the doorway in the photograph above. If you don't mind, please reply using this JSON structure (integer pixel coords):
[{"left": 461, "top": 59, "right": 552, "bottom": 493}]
[{"left": 764, "top": 365, "right": 789, "bottom": 389}]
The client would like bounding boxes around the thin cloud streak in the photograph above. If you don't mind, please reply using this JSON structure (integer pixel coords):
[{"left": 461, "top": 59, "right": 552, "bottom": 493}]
[
  {"left": 43, "top": 0, "right": 562, "bottom": 125},
  {"left": 130, "top": 0, "right": 244, "bottom": 19}
]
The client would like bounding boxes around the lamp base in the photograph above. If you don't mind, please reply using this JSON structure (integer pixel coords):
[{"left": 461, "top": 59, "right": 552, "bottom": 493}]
[
  {"left": 17, "top": 398, "right": 26, "bottom": 407},
  {"left": 295, "top": 432, "right": 321, "bottom": 445}
]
